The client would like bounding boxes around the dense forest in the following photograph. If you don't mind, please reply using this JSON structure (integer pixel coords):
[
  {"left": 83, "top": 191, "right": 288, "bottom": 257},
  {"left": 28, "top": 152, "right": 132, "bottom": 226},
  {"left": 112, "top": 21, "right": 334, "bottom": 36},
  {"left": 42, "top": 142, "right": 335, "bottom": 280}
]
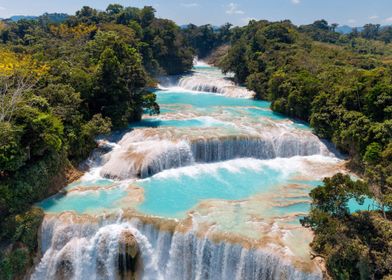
[
  {"left": 194, "top": 19, "right": 392, "bottom": 279},
  {"left": 0, "top": 5, "right": 193, "bottom": 279},
  {"left": 0, "top": 3, "right": 391, "bottom": 279}
]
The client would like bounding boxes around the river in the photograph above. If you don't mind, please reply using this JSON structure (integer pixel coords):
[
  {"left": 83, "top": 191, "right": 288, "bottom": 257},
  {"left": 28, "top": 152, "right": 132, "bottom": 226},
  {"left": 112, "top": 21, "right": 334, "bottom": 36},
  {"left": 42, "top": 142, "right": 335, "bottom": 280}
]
[{"left": 32, "top": 62, "right": 351, "bottom": 280}]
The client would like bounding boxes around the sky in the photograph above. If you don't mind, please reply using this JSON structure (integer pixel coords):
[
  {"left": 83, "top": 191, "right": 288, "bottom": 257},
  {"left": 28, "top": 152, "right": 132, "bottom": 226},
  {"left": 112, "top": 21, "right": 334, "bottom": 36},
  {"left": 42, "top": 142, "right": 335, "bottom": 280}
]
[{"left": 1, "top": 0, "right": 392, "bottom": 27}]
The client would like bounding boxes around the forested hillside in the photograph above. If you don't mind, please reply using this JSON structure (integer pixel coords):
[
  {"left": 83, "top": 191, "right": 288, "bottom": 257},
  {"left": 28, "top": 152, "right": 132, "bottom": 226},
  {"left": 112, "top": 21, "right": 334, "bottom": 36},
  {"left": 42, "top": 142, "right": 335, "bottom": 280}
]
[
  {"left": 1, "top": 4, "right": 391, "bottom": 278},
  {"left": 205, "top": 19, "right": 392, "bottom": 279},
  {"left": 0, "top": 5, "right": 193, "bottom": 279}
]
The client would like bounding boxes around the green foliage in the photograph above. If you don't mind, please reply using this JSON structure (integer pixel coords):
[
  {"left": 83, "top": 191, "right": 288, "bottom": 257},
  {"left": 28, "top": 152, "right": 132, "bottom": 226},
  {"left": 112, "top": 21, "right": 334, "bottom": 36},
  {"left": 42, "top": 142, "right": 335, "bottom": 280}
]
[
  {"left": 143, "top": 19, "right": 193, "bottom": 75},
  {"left": 262, "top": 24, "right": 295, "bottom": 43},
  {"left": 91, "top": 36, "right": 147, "bottom": 127},
  {"left": 269, "top": 70, "right": 320, "bottom": 119},
  {"left": 0, "top": 122, "right": 27, "bottom": 173},
  {"left": 302, "top": 175, "right": 392, "bottom": 279},
  {"left": 10, "top": 207, "right": 44, "bottom": 249},
  {"left": 0, "top": 247, "right": 30, "bottom": 280},
  {"left": 246, "top": 72, "right": 269, "bottom": 99},
  {"left": 364, "top": 142, "right": 382, "bottom": 163},
  {"left": 0, "top": 208, "right": 43, "bottom": 280},
  {"left": 309, "top": 174, "right": 369, "bottom": 219},
  {"left": 364, "top": 82, "right": 392, "bottom": 122},
  {"left": 182, "top": 23, "right": 232, "bottom": 58},
  {"left": 221, "top": 39, "right": 249, "bottom": 83},
  {"left": 299, "top": 20, "right": 340, "bottom": 43}
]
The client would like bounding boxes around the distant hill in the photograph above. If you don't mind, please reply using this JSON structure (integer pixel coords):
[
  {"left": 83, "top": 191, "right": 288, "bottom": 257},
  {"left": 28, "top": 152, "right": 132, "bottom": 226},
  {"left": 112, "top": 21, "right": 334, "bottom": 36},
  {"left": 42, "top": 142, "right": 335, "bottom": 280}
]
[
  {"left": 336, "top": 24, "right": 392, "bottom": 34},
  {"left": 39, "top": 13, "right": 69, "bottom": 23},
  {"left": 180, "top": 24, "right": 221, "bottom": 31},
  {"left": 336, "top": 25, "right": 354, "bottom": 34},
  {"left": 6, "top": 13, "right": 69, "bottom": 23},
  {"left": 9, "top": 15, "right": 37, "bottom": 21},
  {"left": 336, "top": 25, "right": 366, "bottom": 34}
]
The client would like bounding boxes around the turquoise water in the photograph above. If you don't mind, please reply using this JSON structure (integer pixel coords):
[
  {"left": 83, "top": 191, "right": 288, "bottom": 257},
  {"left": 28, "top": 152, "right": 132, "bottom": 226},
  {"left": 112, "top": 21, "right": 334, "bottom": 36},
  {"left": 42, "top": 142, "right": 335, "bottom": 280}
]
[
  {"left": 39, "top": 187, "right": 127, "bottom": 214},
  {"left": 155, "top": 90, "right": 312, "bottom": 130},
  {"left": 156, "top": 90, "right": 271, "bottom": 108},
  {"left": 136, "top": 163, "right": 284, "bottom": 218},
  {"left": 274, "top": 202, "right": 311, "bottom": 215},
  {"left": 349, "top": 197, "right": 379, "bottom": 212},
  {"left": 193, "top": 65, "right": 220, "bottom": 70},
  {"left": 129, "top": 117, "right": 230, "bottom": 129},
  {"left": 38, "top": 65, "right": 332, "bottom": 219}
]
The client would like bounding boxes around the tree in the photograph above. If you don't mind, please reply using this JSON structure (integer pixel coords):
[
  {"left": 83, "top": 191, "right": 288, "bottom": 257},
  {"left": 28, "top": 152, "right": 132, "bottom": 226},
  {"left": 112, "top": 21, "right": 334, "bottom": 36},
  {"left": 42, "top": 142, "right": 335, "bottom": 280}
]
[
  {"left": 106, "top": 4, "right": 124, "bottom": 15},
  {"left": 365, "top": 142, "right": 392, "bottom": 218},
  {"left": 140, "top": 6, "right": 155, "bottom": 28},
  {"left": 0, "top": 50, "right": 48, "bottom": 122},
  {"left": 331, "top": 23, "right": 338, "bottom": 33},
  {"left": 305, "top": 174, "right": 370, "bottom": 220},
  {"left": 116, "top": 7, "right": 140, "bottom": 25},
  {"left": 0, "top": 122, "right": 27, "bottom": 174},
  {"left": 88, "top": 31, "right": 157, "bottom": 127},
  {"left": 361, "top": 24, "right": 381, "bottom": 40},
  {"left": 221, "top": 39, "right": 249, "bottom": 83},
  {"left": 262, "top": 24, "right": 295, "bottom": 44},
  {"left": 75, "top": 6, "right": 99, "bottom": 24},
  {"left": 312, "top": 20, "right": 330, "bottom": 31}
]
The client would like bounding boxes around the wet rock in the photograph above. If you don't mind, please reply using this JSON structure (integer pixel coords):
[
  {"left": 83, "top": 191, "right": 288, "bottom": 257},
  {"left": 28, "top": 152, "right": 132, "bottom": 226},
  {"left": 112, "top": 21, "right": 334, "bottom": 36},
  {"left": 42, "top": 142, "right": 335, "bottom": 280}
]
[
  {"left": 118, "top": 231, "right": 140, "bottom": 279},
  {"left": 54, "top": 259, "right": 73, "bottom": 280}
]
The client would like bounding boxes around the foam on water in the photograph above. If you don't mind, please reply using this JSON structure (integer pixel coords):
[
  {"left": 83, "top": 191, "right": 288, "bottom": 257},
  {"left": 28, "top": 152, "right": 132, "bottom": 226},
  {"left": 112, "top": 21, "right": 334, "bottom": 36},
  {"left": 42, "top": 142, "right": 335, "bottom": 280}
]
[{"left": 99, "top": 125, "right": 332, "bottom": 179}]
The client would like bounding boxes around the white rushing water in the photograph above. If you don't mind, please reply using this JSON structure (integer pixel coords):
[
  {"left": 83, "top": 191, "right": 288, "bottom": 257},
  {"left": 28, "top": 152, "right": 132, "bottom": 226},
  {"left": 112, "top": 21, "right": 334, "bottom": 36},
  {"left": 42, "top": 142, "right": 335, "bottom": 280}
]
[
  {"left": 178, "top": 75, "right": 255, "bottom": 98},
  {"left": 159, "top": 61, "right": 255, "bottom": 98},
  {"left": 32, "top": 215, "right": 322, "bottom": 280},
  {"left": 31, "top": 61, "right": 339, "bottom": 279},
  {"left": 99, "top": 126, "right": 332, "bottom": 179}
]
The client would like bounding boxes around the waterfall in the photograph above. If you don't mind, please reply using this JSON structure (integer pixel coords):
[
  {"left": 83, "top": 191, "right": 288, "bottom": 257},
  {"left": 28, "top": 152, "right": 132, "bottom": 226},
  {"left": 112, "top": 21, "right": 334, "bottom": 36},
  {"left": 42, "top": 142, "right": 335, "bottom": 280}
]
[
  {"left": 178, "top": 74, "right": 255, "bottom": 98},
  {"left": 32, "top": 217, "right": 161, "bottom": 280},
  {"left": 99, "top": 129, "right": 332, "bottom": 179},
  {"left": 99, "top": 132, "right": 195, "bottom": 179},
  {"left": 157, "top": 60, "right": 254, "bottom": 98},
  {"left": 190, "top": 134, "right": 329, "bottom": 162},
  {"left": 31, "top": 215, "right": 322, "bottom": 280},
  {"left": 32, "top": 62, "right": 337, "bottom": 279}
]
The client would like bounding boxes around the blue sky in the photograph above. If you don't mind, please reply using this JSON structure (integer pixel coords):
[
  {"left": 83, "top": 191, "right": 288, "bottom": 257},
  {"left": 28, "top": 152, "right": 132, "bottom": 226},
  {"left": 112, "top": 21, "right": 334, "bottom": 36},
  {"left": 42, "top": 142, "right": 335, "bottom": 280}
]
[{"left": 1, "top": 0, "right": 392, "bottom": 27}]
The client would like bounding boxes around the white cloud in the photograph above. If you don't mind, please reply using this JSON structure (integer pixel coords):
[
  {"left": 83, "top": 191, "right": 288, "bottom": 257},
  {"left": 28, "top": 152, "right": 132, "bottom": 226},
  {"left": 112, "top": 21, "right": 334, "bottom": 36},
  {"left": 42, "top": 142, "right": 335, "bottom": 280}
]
[
  {"left": 226, "top": 3, "right": 244, "bottom": 15},
  {"left": 291, "top": 0, "right": 300, "bottom": 4},
  {"left": 347, "top": 19, "right": 357, "bottom": 24},
  {"left": 369, "top": 15, "right": 379, "bottom": 20},
  {"left": 385, "top": 17, "right": 392, "bottom": 23},
  {"left": 0, "top": 6, "right": 5, "bottom": 11},
  {"left": 181, "top": 3, "right": 199, "bottom": 8}
]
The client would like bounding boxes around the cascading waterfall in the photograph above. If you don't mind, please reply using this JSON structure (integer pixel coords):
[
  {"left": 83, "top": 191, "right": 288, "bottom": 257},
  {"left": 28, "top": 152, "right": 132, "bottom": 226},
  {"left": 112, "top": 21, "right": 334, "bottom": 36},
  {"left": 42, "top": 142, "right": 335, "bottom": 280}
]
[
  {"left": 100, "top": 136, "right": 195, "bottom": 179},
  {"left": 32, "top": 217, "right": 160, "bottom": 280},
  {"left": 32, "top": 215, "right": 322, "bottom": 280},
  {"left": 100, "top": 129, "right": 331, "bottom": 179},
  {"left": 178, "top": 74, "right": 255, "bottom": 98},
  {"left": 158, "top": 60, "right": 255, "bottom": 98},
  {"left": 32, "top": 61, "right": 338, "bottom": 279}
]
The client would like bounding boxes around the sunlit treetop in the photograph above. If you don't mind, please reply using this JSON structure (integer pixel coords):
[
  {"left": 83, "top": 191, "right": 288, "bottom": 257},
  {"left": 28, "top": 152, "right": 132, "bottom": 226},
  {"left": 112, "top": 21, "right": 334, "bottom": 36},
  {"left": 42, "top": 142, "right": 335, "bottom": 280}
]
[
  {"left": 49, "top": 23, "right": 97, "bottom": 39},
  {"left": 0, "top": 48, "right": 49, "bottom": 77}
]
